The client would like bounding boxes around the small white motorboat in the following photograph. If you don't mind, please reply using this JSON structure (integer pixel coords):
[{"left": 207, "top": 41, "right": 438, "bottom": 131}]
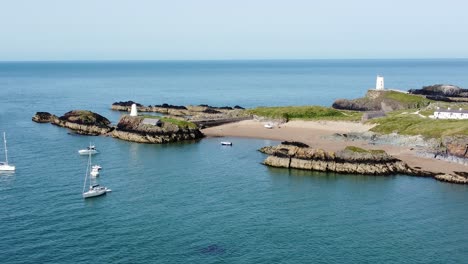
[
  {"left": 90, "top": 167, "right": 100, "bottom": 177},
  {"left": 0, "top": 132, "right": 15, "bottom": 172},
  {"left": 264, "top": 124, "right": 274, "bottom": 129},
  {"left": 78, "top": 145, "right": 98, "bottom": 155},
  {"left": 221, "top": 141, "right": 232, "bottom": 146},
  {"left": 92, "top": 165, "right": 102, "bottom": 170}
]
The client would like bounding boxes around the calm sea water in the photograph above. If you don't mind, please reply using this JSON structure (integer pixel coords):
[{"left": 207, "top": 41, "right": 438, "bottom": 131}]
[{"left": 0, "top": 60, "right": 467, "bottom": 263}]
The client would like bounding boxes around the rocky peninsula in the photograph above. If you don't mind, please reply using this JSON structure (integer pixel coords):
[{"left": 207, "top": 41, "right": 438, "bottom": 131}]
[
  {"left": 260, "top": 142, "right": 415, "bottom": 175},
  {"left": 259, "top": 142, "right": 468, "bottom": 184},
  {"left": 32, "top": 110, "right": 204, "bottom": 143}
]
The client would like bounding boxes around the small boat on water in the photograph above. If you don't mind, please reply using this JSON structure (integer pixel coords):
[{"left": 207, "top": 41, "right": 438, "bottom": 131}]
[
  {"left": 78, "top": 145, "right": 98, "bottom": 155},
  {"left": 0, "top": 132, "right": 15, "bottom": 172},
  {"left": 90, "top": 166, "right": 100, "bottom": 177},
  {"left": 92, "top": 165, "right": 102, "bottom": 170},
  {"left": 221, "top": 141, "right": 233, "bottom": 146},
  {"left": 264, "top": 123, "right": 274, "bottom": 129},
  {"left": 82, "top": 152, "right": 109, "bottom": 199}
]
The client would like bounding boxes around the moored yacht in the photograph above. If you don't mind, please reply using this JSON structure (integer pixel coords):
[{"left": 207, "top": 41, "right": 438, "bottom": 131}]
[{"left": 0, "top": 132, "right": 15, "bottom": 172}]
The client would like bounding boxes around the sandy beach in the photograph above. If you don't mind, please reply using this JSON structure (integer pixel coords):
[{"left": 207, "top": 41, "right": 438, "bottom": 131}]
[{"left": 202, "top": 120, "right": 467, "bottom": 176}]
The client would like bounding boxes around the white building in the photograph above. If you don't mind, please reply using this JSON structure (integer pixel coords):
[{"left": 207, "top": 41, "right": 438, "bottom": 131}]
[
  {"left": 130, "top": 103, "right": 138, "bottom": 116},
  {"left": 433, "top": 107, "right": 468, "bottom": 119},
  {"left": 375, "top": 75, "right": 385, "bottom": 90}
]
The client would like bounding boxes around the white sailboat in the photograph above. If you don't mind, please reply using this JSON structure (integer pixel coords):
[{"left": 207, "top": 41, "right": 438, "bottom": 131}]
[
  {"left": 82, "top": 151, "right": 110, "bottom": 198},
  {"left": 0, "top": 132, "right": 15, "bottom": 172}
]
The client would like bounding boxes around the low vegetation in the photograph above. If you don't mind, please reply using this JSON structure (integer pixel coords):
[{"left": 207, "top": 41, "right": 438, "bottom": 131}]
[
  {"left": 369, "top": 114, "right": 468, "bottom": 138},
  {"left": 160, "top": 117, "right": 198, "bottom": 129},
  {"left": 344, "top": 146, "right": 386, "bottom": 154},
  {"left": 247, "top": 106, "right": 362, "bottom": 121},
  {"left": 140, "top": 115, "right": 198, "bottom": 129},
  {"left": 333, "top": 90, "right": 432, "bottom": 111}
]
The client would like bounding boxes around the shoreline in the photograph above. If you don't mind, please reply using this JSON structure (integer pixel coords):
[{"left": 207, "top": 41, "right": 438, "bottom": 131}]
[{"left": 202, "top": 120, "right": 468, "bottom": 177}]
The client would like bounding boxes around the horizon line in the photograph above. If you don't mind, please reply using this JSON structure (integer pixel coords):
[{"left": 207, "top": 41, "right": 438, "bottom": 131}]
[{"left": 1, "top": 57, "right": 468, "bottom": 63}]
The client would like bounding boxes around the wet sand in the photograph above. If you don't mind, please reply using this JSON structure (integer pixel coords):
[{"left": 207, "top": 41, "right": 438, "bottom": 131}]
[{"left": 202, "top": 120, "right": 467, "bottom": 176}]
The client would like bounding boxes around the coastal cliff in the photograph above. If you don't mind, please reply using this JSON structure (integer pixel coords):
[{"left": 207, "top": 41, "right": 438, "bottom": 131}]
[
  {"left": 112, "top": 115, "right": 204, "bottom": 143},
  {"left": 259, "top": 142, "right": 414, "bottom": 175}
]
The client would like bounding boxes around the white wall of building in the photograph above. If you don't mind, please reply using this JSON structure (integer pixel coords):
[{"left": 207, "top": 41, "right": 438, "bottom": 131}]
[{"left": 376, "top": 75, "right": 384, "bottom": 90}]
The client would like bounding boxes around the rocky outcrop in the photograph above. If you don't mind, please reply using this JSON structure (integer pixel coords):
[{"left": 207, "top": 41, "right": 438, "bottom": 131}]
[
  {"left": 435, "top": 173, "right": 468, "bottom": 184},
  {"left": 409, "top": 84, "right": 468, "bottom": 97},
  {"left": 111, "top": 101, "right": 251, "bottom": 128},
  {"left": 332, "top": 90, "right": 430, "bottom": 112},
  {"left": 442, "top": 135, "right": 468, "bottom": 159},
  {"left": 260, "top": 143, "right": 468, "bottom": 184},
  {"left": 32, "top": 110, "right": 204, "bottom": 143},
  {"left": 409, "top": 84, "right": 468, "bottom": 102},
  {"left": 32, "top": 112, "right": 57, "bottom": 123},
  {"left": 259, "top": 144, "right": 414, "bottom": 175},
  {"left": 111, "top": 115, "right": 204, "bottom": 143},
  {"left": 54, "top": 110, "right": 113, "bottom": 135},
  {"left": 32, "top": 110, "right": 113, "bottom": 135}
]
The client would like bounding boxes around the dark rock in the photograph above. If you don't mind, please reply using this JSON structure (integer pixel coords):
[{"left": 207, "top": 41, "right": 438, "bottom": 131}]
[
  {"left": 202, "top": 108, "right": 221, "bottom": 114},
  {"left": 112, "top": 101, "right": 143, "bottom": 107},
  {"left": 281, "top": 141, "right": 309, "bottom": 148},
  {"left": 32, "top": 112, "right": 57, "bottom": 123},
  {"left": 409, "top": 84, "right": 468, "bottom": 97},
  {"left": 153, "top": 103, "right": 187, "bottom": 110}
]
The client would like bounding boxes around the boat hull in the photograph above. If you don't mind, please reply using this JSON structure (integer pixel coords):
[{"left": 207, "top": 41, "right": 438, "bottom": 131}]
[
  {"left": 83, "top": 188, "right": 107, "bottom": 198},
  {"left": 0, "top": 164, "right": 15, "bottom": 171},
  {"left": 78, "top": 150, "right": 98, "bottom": 155}
]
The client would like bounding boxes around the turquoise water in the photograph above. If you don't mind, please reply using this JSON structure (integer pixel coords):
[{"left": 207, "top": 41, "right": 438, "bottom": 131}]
[{"left": 0, "top": 60, "right": 468, "bottom": 263}]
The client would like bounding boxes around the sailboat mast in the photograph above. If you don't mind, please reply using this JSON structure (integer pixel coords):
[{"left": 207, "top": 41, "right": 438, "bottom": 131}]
[
  {"left": 3, "top": 132, "right": 8, "bottom": 165},
  {"left": 82, "top": 151, "right": 91, "bottom": 194}
]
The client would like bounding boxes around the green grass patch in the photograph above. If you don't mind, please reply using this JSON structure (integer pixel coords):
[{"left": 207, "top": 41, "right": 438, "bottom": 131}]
[
  {"left": 344, "top": 146, "right": 386, "bottom": 154},
  {"left": 160, "top": 117, "right": 197, "bottom": 129},
  {"left": 383, "top": 91, "right": 431, "bottom": 106},
  {"left": 247, "top": 106, "right": 362, "bottom": 121},
  {"left": 369, "top": 114, "right": 468, "bottom": 138}
]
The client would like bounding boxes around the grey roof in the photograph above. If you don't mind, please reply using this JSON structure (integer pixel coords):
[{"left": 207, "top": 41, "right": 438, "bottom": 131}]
[{"left": 142, "top": 118, "right": 162, "bottom": 125}]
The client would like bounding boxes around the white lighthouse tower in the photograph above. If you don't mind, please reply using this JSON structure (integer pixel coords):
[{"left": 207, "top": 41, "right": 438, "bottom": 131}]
[
  {"left": 130, "top": 103, "right": 138, "bottom": 116},
  {"left": 375, "top": 75, "right": 385, "bottom": 90}
]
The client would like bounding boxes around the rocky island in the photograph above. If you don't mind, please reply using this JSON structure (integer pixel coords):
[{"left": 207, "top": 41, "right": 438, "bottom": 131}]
[
  {"left": 112, "top": 115, "right": 203, "bottom": 143},
  {"left": 32, "top": 110, "right": 204, "bottom": 143}
]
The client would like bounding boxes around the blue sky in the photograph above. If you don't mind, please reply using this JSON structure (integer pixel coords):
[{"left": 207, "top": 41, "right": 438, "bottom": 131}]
[{"left": 0, "top": 0, "right": 467, "bottom": 60}]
